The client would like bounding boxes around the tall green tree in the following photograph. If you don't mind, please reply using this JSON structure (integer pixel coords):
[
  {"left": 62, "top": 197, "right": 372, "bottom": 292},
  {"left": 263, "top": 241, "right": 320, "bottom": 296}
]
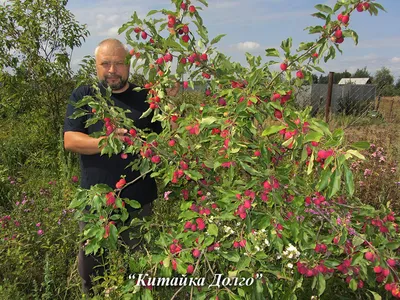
[
  {"left": 352, "top": 66, "right": 373, "bottom": 81},
  {"left": 374, "top": 67, "right": 394, "bottom": 96},
  {"left": 0, "top": 0, "right": 89, "bottom": 133}
]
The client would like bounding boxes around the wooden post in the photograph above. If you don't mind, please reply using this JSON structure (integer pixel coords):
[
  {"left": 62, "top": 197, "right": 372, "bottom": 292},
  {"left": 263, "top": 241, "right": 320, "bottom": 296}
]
[
  {"left": 325, "top": 72, "right": 334, "bottom": 123},
  {"left": 376, "top": 95, "right": 381, "bottom": 111}
]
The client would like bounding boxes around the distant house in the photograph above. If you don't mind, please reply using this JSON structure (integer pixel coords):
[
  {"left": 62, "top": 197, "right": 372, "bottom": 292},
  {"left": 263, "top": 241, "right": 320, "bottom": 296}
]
[{"left": 338, "top": 78, "right": 371, "bottom": 85}]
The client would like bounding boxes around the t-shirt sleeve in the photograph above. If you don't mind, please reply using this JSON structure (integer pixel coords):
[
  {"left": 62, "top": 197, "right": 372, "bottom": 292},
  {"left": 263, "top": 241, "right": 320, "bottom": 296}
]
[{"left": 63, "top": 87, "right": 88, "bottom": 134}]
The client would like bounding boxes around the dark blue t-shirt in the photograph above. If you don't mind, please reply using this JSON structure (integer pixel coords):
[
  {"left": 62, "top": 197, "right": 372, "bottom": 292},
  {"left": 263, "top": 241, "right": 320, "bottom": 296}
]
[{"left": 64, "top": 83, "right": 162, "bottom": 207}]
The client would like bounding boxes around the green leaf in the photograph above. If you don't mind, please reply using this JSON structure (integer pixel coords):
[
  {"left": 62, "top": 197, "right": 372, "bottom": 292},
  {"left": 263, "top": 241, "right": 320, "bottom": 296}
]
[
  {"left": 343, "top": 163, "right": 354, "bottom": 196},
  {"left": 210, "top": 34, "right": 226, "bottom": 45},
  {"left": 280, "top": 37, "right": 292, "bottom": 53},
  {"left": 311, "top": 12, "right": 327, "bottom": 20},
  {"left": 346, "top": 149, "right": 365, "bottom": 160},
  {"left": 307, "top": 152, "right": 314, "bottom": 175},
  {"left": 307, "top": 25, "right": 324, "bottom": 34},
  {"left": 147, "top": 9, "right": 159, "bottom": 16},
  {"left": 304, "top": 132, "right": 323, "bottom": 143},
  {"left": 328, "top": 169, "right": 341, "bottom": 198},
  {"left": 350, "top": 141, "right": 370, "bottom": 150},
  {"left": 262, "top": 125, "right": 286, "bottom": 136},
  {"left": 239, "top": 161, "right": 261, "bottom": 176},
  {"left": 298, "top": 42, "right": 315, "bottom": 51},
  {"left": 343, "top": 29, "right": 359, "bottom": 45},
  {"left": 352, "top": 235, "right": 364, "bottom": 247},
  {"left": 317, "top": 168, "right": 331, "bottom": 192},
  {"left": 315, "top": 4, "right": 333, "bottom": 14},
  {"left": 265, "top": 48, "right": 280, "bottom": 57},
  {"left": 317, "top": 274, "right": 326, "bottom": 296},
  {"left": 185, "top": 170, "right": 203, "bottom": 180},
  {"left": 207, "top": 223, "right": 218, "bottom": 237},
  {"left": 333, "top": 3, "right": 343, "bottom": 12},
  {"left": 220, "top": 251, "right": 240, "bottom": 262},
  {"left": 324, "top": 260, "right": 340, "bottom": 268},
  {"left": 313, "top": 66, "right": 325, "bottom": 73},
  {"left": 201, "top": 116, "right": 217, "bottom": 126},
  {"left": 372, "top": 3, "right": 386, "bottom": 12},
  {"left": 69, "top": 196, "right": 87, "bottom": 209},
  {"left": 237, "top": 256, "right": 251, "bottom": 270},
  {"left": 349, "top": 278, "right": 358, "bottom": 291},
  {"left": 125, "top": 199, "right": 141, "bottom": 209},
  {"left": 368, "top": 290, "right": 382, "bottom": 300},
  {"left": 386, "top": 242, "right": 400, "bottom": 250}
]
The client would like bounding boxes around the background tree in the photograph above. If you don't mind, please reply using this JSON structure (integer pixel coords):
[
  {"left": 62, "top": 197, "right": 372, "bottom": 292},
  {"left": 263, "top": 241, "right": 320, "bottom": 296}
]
[
  {"left": 0, "top": 0, "right": 89, "bottom": 133},
  {"left": 352, "top": 66, "right": 373, "bottom": 81},
  {"left": 374, "top": 67, "right": 395, "bottom": 96},
  {"left": 0, "top": 0, "right": 89, "bottom": 196},
  {"left": 394, "top": 78, "right": 400, "bottom": 96},
  {"left": 318, "top": 70, "right": 351, "bottom": 84}
]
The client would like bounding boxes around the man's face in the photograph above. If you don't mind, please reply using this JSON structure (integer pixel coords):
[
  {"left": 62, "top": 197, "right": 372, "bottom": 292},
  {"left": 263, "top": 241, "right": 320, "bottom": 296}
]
[{"left": 95, "top": 45, "right": 130, "bottom": 92}]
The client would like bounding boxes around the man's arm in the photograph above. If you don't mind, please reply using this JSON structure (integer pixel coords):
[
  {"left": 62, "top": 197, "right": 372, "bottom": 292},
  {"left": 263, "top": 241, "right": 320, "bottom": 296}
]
[
  {"left": 64, "top": 129, "right": 127, "bottom": 155},
  {"left": 64, "top": 131, "right": 104, "bottom": 155}
]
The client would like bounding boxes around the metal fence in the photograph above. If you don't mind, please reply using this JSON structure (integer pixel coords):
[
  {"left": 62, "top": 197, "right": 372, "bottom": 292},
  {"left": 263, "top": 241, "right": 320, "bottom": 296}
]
[
  {"left": 294, "top": 82, "right": 383, "bottom": 127},
  {"left": 309, "top": 84, "right": 376, "bottom": 115}
]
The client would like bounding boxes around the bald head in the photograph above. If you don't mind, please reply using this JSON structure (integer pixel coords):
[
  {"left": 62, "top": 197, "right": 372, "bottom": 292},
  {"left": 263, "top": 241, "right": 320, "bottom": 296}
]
[
  {"left": 95, "top": 38, "right": 130, "bottom": 93},
  {"left": 94, "top": 39, "right": 129, "bottom": 58}
]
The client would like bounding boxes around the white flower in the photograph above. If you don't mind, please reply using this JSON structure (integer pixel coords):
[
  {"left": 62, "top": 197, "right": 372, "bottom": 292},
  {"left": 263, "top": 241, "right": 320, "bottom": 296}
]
[
  {"left": 287, "top": 263, "right": 293, "bottom": 269},
  {"left": 255, "top": 246, "right": 260, "bottom": 252},
  {"left": 264, "top": 239, "right": 270, "bottom": 246}
]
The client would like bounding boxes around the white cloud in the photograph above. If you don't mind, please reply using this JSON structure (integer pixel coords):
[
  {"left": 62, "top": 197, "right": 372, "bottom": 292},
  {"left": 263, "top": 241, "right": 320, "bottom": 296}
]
[
  {"left": 236, "top": 41, "right": 261, "bottom": 51},
  {"left": 100, "top": 26, "right": 121, "bottom": 37},
  {"left": 391, "top": 57, "right": 400, "bottom": 63}
]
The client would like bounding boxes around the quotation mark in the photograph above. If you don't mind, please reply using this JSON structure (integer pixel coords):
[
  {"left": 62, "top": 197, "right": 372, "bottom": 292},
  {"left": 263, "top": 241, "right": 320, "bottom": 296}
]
[
  {"left": 128, "top": 274, "right": 136, "bottom": 280},
  {"left": 255, "top": 273, "right": 263, "bottom": 279}
]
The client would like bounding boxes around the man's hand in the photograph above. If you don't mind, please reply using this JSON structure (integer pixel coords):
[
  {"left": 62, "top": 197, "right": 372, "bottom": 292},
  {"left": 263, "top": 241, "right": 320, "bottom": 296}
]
[
  {"left": 114, "top": 128, "right": 128, "bottom": 142},
  {"left": 166, "top": 81, "right": 180, "bottom": 97}
]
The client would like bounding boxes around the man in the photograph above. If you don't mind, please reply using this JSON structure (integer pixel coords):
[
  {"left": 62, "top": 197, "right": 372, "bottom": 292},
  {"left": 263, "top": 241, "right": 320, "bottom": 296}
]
[{"left": 64, "top": 38, "right": 176, "bottom": 295}]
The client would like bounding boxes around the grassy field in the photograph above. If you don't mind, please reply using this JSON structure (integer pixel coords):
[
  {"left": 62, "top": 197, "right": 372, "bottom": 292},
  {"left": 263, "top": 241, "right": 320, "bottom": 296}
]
[{"left": 341, "top": 97, "right": 400, "bottom": 211}]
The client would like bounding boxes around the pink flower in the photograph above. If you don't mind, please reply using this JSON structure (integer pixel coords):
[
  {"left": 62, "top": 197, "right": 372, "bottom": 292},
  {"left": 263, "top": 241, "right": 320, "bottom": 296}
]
[
  {"left": 36, "top": 222, "right": 41, "bottom": 227},
  {"left": 363, "top": 169, "right": 372, "bottom": 176},
  {"left": 379, "top": 156, "right": 386, "bottom": 162},
  {"left": 37, "top": 230, "right": 44, "bottom": 235},
  {"left": 164, "top": 191, "right": 172, "bottom": 200},
  {"left": 71, "top": 176, "right": 79, "bottom": 183},
  {"left": 15, "top": 201, "right": 20, "bottom": 206}
]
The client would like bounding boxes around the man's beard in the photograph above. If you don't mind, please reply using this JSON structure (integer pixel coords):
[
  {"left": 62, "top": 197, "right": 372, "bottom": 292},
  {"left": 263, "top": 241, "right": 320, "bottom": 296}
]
[{"left": 101, "top": 75, "right": 128, "bottom": 90}]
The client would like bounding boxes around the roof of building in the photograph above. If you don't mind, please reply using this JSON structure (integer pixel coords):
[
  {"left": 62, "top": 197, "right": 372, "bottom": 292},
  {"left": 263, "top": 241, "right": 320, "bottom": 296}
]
[{"left": 338, "top": 78, "right": 371, "bottom": 85}]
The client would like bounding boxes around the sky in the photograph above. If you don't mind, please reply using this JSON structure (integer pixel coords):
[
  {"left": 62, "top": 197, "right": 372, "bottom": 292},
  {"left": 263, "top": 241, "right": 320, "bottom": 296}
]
[{"left": 65, "top": 0, "right": 400, "bottom": 81}]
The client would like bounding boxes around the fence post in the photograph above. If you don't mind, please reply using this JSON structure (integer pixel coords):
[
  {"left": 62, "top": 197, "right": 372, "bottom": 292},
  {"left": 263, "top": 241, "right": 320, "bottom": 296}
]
[
  {"left": 376, "top": 95, "right": 381, "bottom": 111},
  {"left": 325, "top": 72, "right": 334, "bottom": 123}
]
